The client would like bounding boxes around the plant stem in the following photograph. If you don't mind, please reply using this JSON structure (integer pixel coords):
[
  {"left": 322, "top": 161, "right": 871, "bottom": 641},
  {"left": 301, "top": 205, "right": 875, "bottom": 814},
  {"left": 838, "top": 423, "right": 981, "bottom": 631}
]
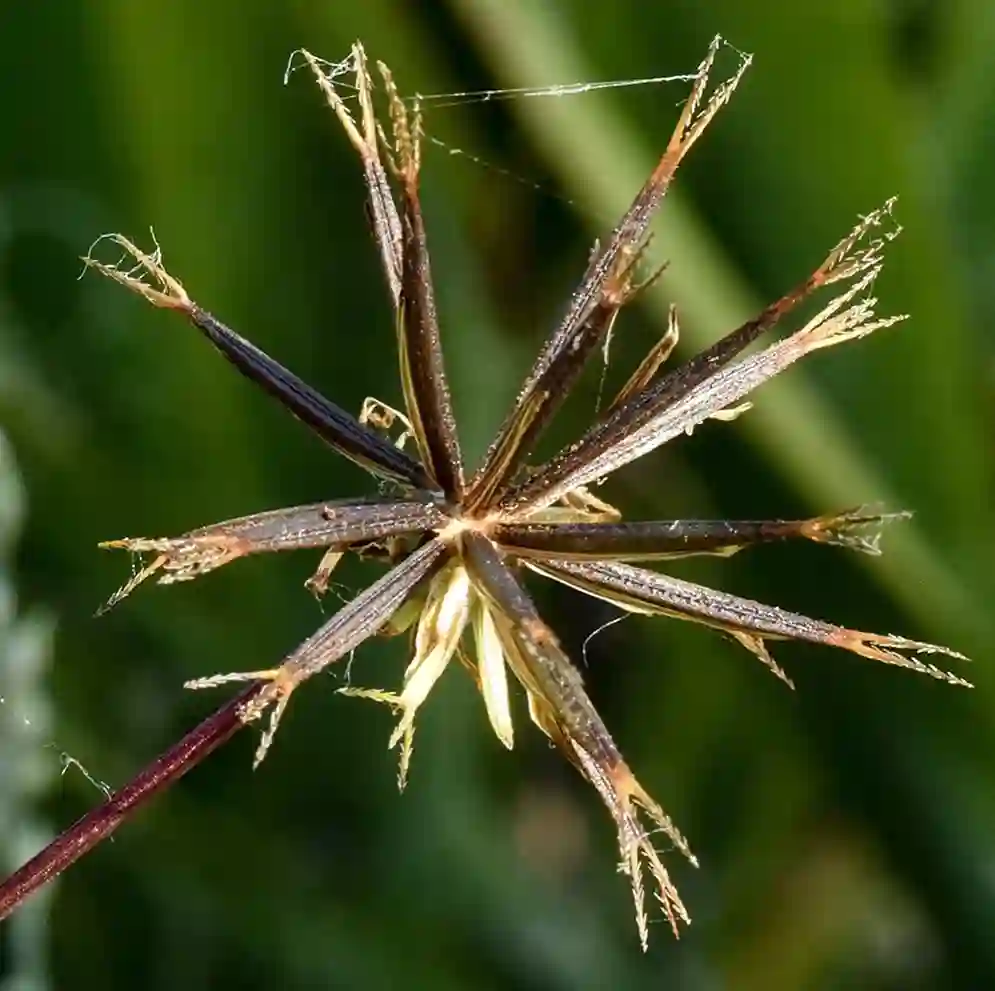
[{"left": 0, "top": 684, "right": 263, "bottom": 921}]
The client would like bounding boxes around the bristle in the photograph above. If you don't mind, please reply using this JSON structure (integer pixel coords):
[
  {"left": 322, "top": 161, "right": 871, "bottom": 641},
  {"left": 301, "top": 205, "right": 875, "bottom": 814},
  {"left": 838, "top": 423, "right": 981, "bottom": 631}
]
[
  {"left": 730, "top": 631, "right": 795, "bottom": 689},
  {"left": 570, "top": 741, "right": 691, "bottom": 948},
  {"left": 832, "top": 631, "right": 972, "bottom": 687}
]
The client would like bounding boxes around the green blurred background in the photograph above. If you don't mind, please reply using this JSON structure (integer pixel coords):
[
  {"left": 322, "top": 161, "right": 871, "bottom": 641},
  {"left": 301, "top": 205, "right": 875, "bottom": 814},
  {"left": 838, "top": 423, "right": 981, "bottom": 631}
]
[{"left": 1, "top": 1, "right": 993, "bottom": 988}]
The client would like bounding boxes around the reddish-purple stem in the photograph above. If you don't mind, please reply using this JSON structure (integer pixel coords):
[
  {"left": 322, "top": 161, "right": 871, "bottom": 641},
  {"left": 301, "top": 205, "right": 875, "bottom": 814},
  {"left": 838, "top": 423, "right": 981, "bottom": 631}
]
[{"left": 0, "top": 683, "right": 263, "bottom": 921}]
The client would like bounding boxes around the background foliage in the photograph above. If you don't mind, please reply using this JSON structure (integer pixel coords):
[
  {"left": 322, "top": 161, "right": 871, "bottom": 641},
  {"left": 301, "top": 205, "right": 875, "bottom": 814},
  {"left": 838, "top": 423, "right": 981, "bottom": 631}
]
[{"left": 1, "top": 1, "right": 993, "bottom": 988}]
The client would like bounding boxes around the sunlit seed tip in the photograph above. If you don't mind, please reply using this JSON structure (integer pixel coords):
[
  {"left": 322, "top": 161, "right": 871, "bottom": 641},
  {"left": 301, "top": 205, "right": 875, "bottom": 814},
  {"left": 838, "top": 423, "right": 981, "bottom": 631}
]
[
  {"left": 283, "top": 48, "right": 357, "bottom": 88},
  {"left": 837, "top": 630, "right": 972, "bottom": 686},
  {"left": 732, "top": 631, "right": 795, "bottom": 689},
  {"left": 184, "top": 669, "right": 281, "bottom": 691},
  {"left": 821, "top": 199, "right": 901, "bottom": 285},
  {"left": 623, "top": 770, "right": 696, "bottom": 863},
  {"left": 337, "top": 686, "right": 417, "bottom": 783},
  {"left": 570, "top": 741, "right": 691, "bottom": 946},
  {"left": 806, "top": 506, "right": 913, "bottom": 555},
  {"left": 94, "top": 552, "right": 170, "bottom": 616},
  {"left": 81, "top": 231, "right": 190, "bottom": 311},
  {"left": 98, "top": 534, "right": 246, "bottom": 603},
  {"left": 396, "top": 725, "right": 414, "bottom": 791},
  {"left": 387, "top": 714, "right": 414, "bottom": 750},
  {"left": 251, "top": 690, "right": 293, "bottom": 769},
  {"left": 337, "top": 686, "right": 403, "bottom": 705},
  {"left": 882, "top": 634, "right": 970, "bottom": 664},
  {"left": 98, "top": 536, "right": 167, "bottom": 553}
]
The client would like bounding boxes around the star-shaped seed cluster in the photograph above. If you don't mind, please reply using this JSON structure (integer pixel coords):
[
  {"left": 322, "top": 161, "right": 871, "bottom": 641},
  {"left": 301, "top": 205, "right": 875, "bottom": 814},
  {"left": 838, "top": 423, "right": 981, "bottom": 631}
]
[{"left": 86, "top": 37, "right": 968, "bottom": 947}]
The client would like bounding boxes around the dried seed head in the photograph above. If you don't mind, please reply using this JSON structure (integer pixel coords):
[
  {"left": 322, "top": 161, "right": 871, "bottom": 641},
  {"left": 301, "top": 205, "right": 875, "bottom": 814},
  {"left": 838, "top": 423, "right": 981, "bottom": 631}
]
[{"left": 80, "top": 39, "right": 969, "bottom": 951}]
